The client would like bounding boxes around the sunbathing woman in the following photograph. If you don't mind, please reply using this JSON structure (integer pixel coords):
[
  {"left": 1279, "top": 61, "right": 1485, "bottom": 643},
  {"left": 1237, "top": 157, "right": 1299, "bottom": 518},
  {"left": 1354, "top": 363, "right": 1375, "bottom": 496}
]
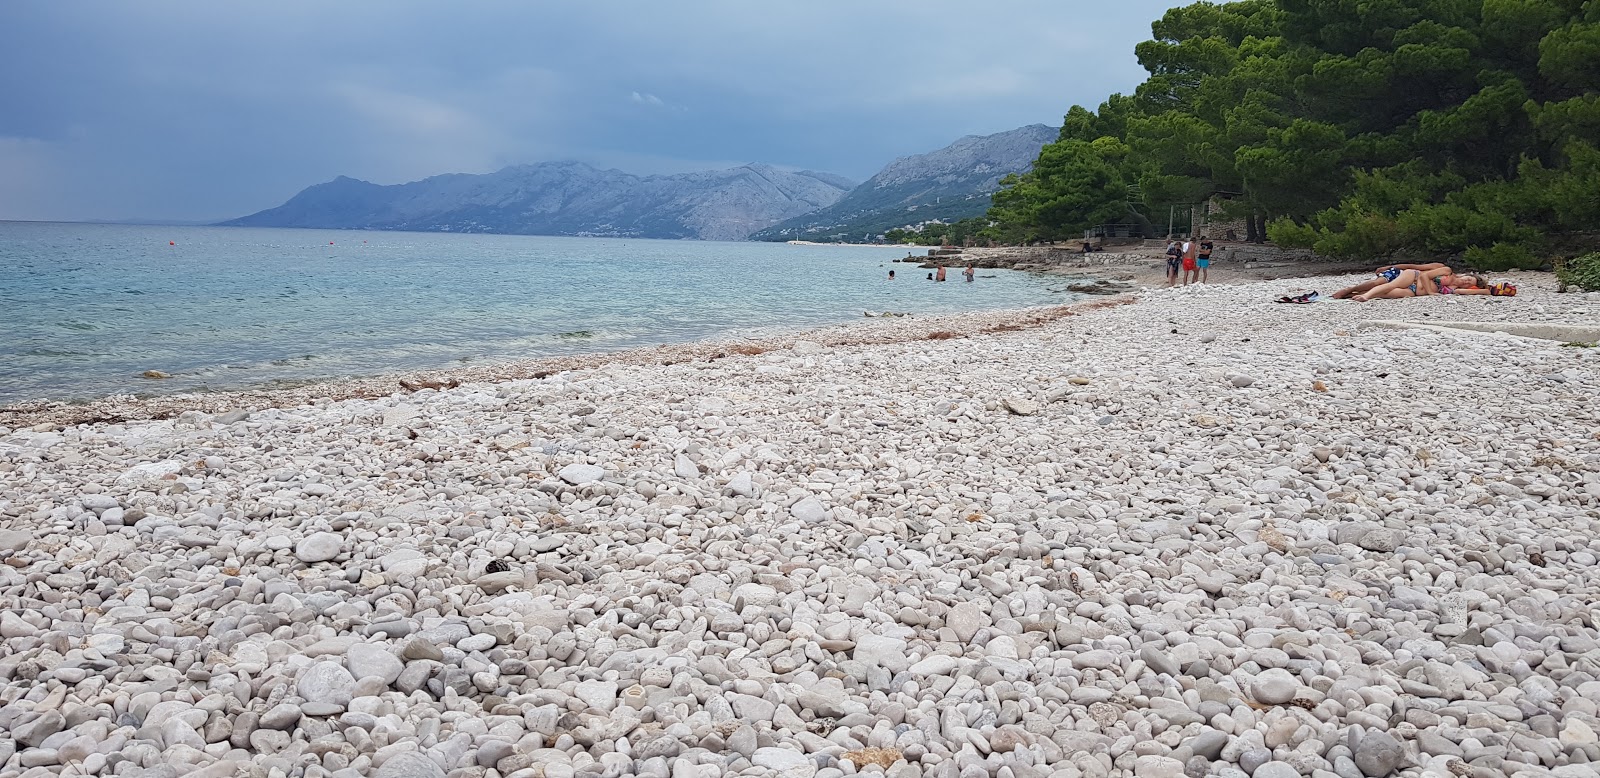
[
  {"left": 1346, "top": 266, "right": 1490, "bottom": 300},
  {"left": 1332, "top": 263, "right": 1486, "bottom": 299}
]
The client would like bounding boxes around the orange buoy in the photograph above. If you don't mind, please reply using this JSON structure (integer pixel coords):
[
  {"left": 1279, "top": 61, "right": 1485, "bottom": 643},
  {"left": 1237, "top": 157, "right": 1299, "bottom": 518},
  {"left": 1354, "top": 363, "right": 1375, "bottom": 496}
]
[{"left": 169, "top": 241, "right": 175, "bottom": 245}]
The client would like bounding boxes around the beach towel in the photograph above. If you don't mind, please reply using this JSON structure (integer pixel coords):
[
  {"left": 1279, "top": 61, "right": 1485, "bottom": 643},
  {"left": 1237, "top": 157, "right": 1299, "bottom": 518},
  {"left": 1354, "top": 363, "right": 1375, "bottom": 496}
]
[
  {"left": 1275, "top": 292, "right": 1319, "bottom": 304},
  {"left": 1489, "top": 282, "right": 1517, "bottom": 297}
]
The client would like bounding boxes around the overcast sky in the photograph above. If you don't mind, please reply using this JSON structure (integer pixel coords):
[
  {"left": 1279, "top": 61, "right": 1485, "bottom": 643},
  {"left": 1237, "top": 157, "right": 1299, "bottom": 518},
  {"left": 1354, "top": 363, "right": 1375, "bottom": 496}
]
[{"left": 0, "top": 1, "right": 1181, "bottom": 222}]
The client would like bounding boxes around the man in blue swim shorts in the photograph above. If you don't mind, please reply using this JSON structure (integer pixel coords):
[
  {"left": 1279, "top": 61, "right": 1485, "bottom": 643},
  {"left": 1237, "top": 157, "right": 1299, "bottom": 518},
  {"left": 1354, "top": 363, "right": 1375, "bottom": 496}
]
[{"left": 1197, "top": 237, "right": 1213, "bottom": 283}]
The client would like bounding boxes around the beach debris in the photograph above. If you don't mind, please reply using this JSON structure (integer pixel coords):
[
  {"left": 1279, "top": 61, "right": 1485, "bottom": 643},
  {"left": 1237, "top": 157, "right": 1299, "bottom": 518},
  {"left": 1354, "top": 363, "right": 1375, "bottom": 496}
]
[
  {"left": 399, "top": 377, "right": 460, "bottom": 391},
  {"left": 1066, "top": 280, "right": 1132, "bottom": 295}
]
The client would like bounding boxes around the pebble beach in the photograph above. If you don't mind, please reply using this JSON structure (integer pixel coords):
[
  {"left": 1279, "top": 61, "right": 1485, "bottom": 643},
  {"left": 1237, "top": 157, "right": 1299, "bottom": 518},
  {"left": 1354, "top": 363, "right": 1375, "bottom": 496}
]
[{"left": 2, "top": 272, "right": 1599, "bottom": 778}]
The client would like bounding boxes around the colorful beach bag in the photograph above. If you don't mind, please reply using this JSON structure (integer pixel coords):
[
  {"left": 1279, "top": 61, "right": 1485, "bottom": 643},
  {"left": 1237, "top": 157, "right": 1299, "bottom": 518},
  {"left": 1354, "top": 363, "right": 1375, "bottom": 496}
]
[{"left": 1489, "top": 281, "right": 1518, "bottom": 297}]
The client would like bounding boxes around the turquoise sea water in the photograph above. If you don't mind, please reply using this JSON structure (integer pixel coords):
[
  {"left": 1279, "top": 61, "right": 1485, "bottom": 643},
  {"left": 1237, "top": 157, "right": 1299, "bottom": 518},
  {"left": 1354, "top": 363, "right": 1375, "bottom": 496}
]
[{"left": 0, "top": 222, "right": 1076, "bottom": 405}]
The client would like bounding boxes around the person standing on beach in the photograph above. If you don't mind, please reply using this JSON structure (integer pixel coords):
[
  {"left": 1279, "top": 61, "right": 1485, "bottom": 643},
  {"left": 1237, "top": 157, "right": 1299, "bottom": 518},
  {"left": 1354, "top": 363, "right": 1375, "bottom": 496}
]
[
  {"left": 1181, "top": 239, "right": 1199, "bottom": 286},
  {"left": 1166, "top": 240, "right": 1181, "bottom": 287},
  {"left": 1197, "top": 236, "right": 1213, "bottom": 284},
  {"left": 936, "top": 266, "right": 947, "bottom": 282},
  {"left": 964, "top": 264, "right": 975, "bottom": 283}
]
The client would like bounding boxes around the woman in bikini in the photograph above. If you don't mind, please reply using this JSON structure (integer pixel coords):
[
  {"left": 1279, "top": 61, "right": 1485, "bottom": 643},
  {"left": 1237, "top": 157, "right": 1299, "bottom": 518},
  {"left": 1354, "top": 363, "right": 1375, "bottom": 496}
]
[{"left": 1333, "top": 263, "right": 1489, "bottom": 300}]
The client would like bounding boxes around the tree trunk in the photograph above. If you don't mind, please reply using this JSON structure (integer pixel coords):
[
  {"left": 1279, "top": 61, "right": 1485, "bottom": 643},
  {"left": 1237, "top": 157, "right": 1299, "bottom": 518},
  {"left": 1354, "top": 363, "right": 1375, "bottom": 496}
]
[
  {"left": 1245, "top": 214, "right": 1260, "bottom": 243},
  {"left": 1251, "top": 214, "right": 1268, "bottom": 243}
]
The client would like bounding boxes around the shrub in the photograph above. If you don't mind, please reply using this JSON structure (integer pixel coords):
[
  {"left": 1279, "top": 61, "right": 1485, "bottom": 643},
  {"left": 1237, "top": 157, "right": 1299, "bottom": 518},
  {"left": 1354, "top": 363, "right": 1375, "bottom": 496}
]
[
  {"left": 1557, "top": 251, "right": 1600, "bottom": 291},
  {"left": 1266, "top": 217, "right": 1317, "bottom": 249},
  {"left": 1462, "top": 242, "right": 1543, "bottom": 271}
]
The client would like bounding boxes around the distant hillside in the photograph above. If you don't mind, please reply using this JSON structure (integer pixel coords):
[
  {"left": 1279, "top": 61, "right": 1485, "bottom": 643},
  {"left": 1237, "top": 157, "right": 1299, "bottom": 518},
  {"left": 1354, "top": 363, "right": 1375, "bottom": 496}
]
[
  {"left": 748, "top": 124, "right": 1059, "bottom": 242},
  {"left": 221, "top": 162, "right": 855, "bottom": 241}
]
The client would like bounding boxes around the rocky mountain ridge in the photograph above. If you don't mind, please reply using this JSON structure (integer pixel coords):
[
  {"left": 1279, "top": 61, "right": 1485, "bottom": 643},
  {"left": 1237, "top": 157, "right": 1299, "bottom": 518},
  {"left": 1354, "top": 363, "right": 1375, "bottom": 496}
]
[
  {"left": 223, "top": 162, "right": 854, "bottom": 242},
  {"left": 748, "top": 124, "right": 1059, "bottom": 242},
  {"left": 223, "top": 125, "right": 1057, "bottom": 241}
]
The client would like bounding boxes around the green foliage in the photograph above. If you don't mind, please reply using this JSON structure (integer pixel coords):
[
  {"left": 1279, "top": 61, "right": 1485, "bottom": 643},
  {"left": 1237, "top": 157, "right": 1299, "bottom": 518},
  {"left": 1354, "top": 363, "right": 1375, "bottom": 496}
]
[
  {"left": 1463, "top": 241, "right": 1543, "bottom": 270},
  {"left": 1266, "top": 217, "right": 1316, "bottom": 247},
  {"left": 986, "top": 0, "right": 1597, "bottom": 262},
  {"left": 1556, "top": 251, "right": 1600, "bottom": 291},
  {"left": 883, "top": 217, "right": 992, "bottom": 247}
]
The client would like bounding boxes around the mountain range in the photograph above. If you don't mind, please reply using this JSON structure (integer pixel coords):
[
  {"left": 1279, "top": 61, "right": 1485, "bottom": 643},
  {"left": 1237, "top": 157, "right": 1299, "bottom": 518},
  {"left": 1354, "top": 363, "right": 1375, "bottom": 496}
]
[
  {"left": 747, "top": 124, "right": 1059, "bottom": 242},
  {"left": 222, "top": 124, "right": 1058, "bottom": 241}
]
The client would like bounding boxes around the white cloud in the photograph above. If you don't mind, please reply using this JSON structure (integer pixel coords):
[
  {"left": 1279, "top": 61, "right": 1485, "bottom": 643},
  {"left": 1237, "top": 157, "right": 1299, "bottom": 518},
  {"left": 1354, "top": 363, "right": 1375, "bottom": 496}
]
[{"left": 630, "top": 91, "right": 664, "bottom": 107}]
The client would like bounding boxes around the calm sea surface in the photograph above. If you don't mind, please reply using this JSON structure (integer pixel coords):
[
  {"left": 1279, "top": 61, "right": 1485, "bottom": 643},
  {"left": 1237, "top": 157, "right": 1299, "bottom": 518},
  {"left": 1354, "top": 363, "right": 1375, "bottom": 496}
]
[{"left": 0, "top": 222, "right": 1077, "bottom": 405}]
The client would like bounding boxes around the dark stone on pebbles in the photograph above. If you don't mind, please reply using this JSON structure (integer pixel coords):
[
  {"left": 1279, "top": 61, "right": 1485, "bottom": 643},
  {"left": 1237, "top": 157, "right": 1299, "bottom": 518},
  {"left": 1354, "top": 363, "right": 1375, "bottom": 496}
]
[
  {"left": 1354, "top": 731, "right": 1404, "bottom": 777},
  {"left": 1187, "top": 730, "right": 1229, "bottom": 760}
]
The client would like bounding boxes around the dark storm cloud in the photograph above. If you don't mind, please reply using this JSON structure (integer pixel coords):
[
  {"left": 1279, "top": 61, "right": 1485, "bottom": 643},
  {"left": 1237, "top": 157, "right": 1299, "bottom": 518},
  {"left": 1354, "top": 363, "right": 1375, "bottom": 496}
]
[{"left": 0, "top": 1, "right": 1182, "bottom": 221}]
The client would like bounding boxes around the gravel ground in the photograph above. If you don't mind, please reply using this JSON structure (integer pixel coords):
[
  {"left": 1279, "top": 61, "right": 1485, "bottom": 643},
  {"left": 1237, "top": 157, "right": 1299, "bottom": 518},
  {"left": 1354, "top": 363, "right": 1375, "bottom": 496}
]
[{"left": 0, "top": 273, "right": 1598, "bottom": 778}]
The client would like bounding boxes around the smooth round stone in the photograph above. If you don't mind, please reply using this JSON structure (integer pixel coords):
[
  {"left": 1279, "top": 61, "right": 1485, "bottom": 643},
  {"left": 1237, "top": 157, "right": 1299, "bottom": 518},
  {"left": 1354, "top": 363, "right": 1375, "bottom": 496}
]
[
  {"left": 909, "top": 655, "right": 958, "bottom": 675},
  {"left": 1251, "top": 763, "right": 1299, "bottom": 778},
  {"left": 258, "top": 703, "right": 301, "bottom": 730},
  {"left": 1353, "top": 731, "right": 1403, "bottom": 777},
  {"left": 1251, "top": 668, "right": 1300, "bottom": 705},
  {"left": 296, "top": 661, "right": 355, "bottom": 706},
  {"left": 301, "top": 701, "right": 346, "bottom": 717},
  {"left": 1238, "top": 749, "right": 1272, "bottom": 774},
  {"left": 456, "top": 634, "right": 495, "bottom": 652},
  {"left": 295, "top": 532, "right": 343, "bottom": 563},
  {"left": 347, "top": 643, "right": 404, "bottom": 684}
]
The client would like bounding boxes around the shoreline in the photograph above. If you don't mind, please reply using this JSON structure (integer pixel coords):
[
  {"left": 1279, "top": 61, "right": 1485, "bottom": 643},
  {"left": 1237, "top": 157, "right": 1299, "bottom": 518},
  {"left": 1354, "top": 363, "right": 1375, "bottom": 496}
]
[
  {"left": 0, "top": 300, "right": 1119, "bottom": 432},
  {"left": 1, "top": 257, "right": 1571, "bottom": 432},
  {"left": 0, "top": 242, "right": 1386, "bottom": 430}
]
